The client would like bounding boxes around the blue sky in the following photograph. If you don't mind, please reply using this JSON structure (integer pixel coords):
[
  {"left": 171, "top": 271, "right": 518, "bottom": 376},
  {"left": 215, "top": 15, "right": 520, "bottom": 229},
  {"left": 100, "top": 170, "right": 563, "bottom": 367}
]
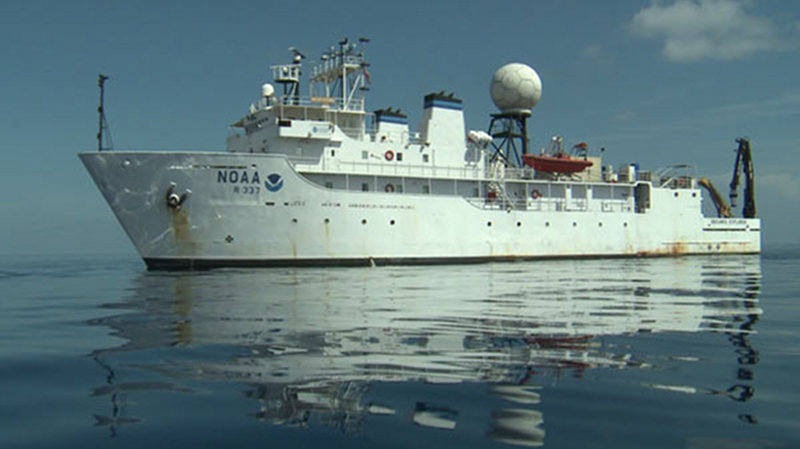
[{"left": 1, "top": 0, "right": 799, "bottom": 255}]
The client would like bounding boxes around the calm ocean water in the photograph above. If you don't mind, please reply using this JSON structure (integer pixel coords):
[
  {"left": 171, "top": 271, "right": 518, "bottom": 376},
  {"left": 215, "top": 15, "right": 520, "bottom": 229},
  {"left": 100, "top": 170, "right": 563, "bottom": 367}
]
[{"left": 1, "top": 250, "right": 798, "bottom": 448}]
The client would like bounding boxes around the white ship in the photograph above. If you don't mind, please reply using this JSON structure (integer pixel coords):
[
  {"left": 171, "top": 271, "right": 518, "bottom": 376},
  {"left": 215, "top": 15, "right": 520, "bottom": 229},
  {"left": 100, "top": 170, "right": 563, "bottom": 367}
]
[{"left": 80, "top": 38, "right": 760, "bottom": 269}]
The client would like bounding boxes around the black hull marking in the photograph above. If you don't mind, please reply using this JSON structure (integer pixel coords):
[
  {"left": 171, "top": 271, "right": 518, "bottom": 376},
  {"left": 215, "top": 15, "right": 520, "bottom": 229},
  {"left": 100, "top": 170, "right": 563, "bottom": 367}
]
[{"left": 143, "top": 252, "right": 760, "bottom": 271}]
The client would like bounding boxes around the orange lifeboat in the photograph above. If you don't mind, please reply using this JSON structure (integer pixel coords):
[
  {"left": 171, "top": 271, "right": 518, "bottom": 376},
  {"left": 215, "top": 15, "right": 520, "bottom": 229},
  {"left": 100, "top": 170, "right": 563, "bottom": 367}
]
[
  {"left": 523, "top": 139, "right": 593, "bottom": 174},
  {"left": 522, "top": 153, "right": 593, "bottom": 173}
]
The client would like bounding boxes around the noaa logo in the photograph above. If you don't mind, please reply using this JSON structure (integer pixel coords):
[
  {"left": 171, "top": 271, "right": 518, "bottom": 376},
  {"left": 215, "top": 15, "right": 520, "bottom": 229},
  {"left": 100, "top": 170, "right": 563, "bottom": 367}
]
[{"left": 265, "top": 173, "right": 284, "bottom": 192}]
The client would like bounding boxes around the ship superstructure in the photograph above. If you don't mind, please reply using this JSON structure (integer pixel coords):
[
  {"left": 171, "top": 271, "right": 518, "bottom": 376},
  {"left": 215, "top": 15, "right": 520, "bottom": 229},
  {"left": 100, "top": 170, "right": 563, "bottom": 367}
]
[{"left": 80, "top": 38, "right": 760, "bottom": 269}]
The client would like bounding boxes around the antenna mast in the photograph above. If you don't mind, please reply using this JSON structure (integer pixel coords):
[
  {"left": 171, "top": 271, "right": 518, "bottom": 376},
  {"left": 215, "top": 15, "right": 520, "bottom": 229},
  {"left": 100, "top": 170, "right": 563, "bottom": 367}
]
[
  {"left": 309, "top": 37, "right": 370, "bottom": 111},
  {"left": 97, "top": 74, "right": 113, "bottom": 151}
]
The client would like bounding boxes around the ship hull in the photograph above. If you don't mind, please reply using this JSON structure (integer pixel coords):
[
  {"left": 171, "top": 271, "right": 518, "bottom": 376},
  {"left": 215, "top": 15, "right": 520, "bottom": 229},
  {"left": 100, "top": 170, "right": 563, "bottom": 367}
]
[{"left": 80, "top": 151, "right": 761, "bottom": 270}]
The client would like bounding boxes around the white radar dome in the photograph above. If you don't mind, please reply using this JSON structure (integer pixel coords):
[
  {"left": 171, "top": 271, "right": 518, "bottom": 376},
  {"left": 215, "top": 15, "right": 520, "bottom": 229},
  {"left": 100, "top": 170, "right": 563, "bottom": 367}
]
[
  {"left": 261, "top": 83, "right": 275, "bottom": 98},
  {"left": 490, "top": 63, "right": 542, "bottom": 113}
]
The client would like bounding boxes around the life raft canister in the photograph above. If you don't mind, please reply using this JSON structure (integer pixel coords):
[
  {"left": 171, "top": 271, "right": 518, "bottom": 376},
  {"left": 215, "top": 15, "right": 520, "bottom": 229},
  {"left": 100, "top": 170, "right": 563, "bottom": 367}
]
[{"left": 385, "top": 150, "right": 394, "bottom": 161}]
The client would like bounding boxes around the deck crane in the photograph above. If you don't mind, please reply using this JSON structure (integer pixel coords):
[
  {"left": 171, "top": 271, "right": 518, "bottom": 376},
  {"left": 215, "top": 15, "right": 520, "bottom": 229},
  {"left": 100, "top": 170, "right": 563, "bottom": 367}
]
[
  {"left": 729, "top": 138, "right": 757, "bottom": 218},
  {"left": 697, "top": 178, "right": 732, "bottom": 218}
]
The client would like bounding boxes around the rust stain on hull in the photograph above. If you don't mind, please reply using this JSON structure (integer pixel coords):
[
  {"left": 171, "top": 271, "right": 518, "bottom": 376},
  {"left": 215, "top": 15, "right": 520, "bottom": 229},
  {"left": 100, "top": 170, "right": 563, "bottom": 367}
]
[
  {"left": 667, "top": 241, "right": 687, "bottom": 255},
  {"left": 171, "top": 209, "right": 197, "bottom": 255},
  {"left": 635, "top": 241, "right": 688, "bottom": 257}
]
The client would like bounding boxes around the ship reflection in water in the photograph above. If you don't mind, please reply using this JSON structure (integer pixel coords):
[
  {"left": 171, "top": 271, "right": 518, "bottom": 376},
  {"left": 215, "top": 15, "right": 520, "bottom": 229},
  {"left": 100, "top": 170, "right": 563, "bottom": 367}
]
[{"left": 90, "top": 256, "right": 761, "bottom": 446}]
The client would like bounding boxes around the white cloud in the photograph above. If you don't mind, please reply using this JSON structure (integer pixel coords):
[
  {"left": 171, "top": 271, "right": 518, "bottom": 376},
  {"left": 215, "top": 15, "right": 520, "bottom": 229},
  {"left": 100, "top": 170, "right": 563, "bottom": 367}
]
[
  {"left": 611, "top": 110, "right": 638, "bottom": 122},
  {"left": 757, "top": 170, "right": 800, "bottom": 199},
  {"left": 582, "top": 44, "right": 603, "bottom": 60},
  {"left": 631, "top": 0, "right": 791, "bottom": 62},
  {"left": 701, "top": 88, "right": 800, "bottom": 121}
]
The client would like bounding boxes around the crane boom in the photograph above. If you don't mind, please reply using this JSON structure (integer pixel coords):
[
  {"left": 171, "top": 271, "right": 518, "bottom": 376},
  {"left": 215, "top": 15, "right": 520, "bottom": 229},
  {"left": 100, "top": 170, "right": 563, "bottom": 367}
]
[
  {"left": 729, "top": 138, "right": 756, "bottom": 218},
  {"left": 698, "top": 178, "right": 732, "bottom": 218}
]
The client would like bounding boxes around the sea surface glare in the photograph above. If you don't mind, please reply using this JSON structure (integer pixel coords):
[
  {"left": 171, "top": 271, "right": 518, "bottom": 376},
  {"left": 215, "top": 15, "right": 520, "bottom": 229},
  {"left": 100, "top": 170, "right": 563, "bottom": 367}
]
[{"left": 1, "top": 251, "right": 798, "bottom": 448}]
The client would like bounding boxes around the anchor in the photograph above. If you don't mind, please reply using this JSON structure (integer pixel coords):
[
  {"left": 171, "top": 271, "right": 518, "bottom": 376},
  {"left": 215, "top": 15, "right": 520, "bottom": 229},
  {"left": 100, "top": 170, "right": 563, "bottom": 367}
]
[{"left": 166, "top": 182, "right": 191, "bottom": 210}]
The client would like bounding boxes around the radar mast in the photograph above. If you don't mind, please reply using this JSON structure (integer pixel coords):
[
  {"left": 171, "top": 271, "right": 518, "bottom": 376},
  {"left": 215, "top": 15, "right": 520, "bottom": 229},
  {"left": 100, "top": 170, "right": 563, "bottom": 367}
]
[
  {"left": 486, "top": 63, "right": 542, "bottom": 167},
  {"left": 271, "top": 47, "right": 304, "bottom": 104},
  {"left": 309, "top": 37, "right": 370, "bottom": 111}
]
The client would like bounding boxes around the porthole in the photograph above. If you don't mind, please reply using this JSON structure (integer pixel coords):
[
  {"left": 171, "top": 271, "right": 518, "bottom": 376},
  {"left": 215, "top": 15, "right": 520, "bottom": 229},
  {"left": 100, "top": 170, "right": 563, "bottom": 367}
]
[
  {"left": 292, "top": 218, "right": 298, "bottom": 223},
  {"left": 362, "top": 219, "right": 368, "bottom": 225},
  {"left": 674, "top": 192, "right": 679, "bottom": 197},
  {"left": 324, "top": 218, "right": 330, "bottom": 224},
  {"left": 573, "top": 222, "right": 577, "bottom": 227},
  {"left": 545, "top": 222, "right": 550, "bottom": 227},
  {"left": 390, "top": 219, "right": 396, "bottom": 226},
  {"left": 623, "top": 222, "right": 628, "bottom": 228},
  {"left": 598, "top": 222, "right": 603, "bottom": 227},
  {"left": 516, "top": 221, "right": 522, "bottom": 227},
  {"left": 487, "top": 221, "right": 492, "bottom": 227}
]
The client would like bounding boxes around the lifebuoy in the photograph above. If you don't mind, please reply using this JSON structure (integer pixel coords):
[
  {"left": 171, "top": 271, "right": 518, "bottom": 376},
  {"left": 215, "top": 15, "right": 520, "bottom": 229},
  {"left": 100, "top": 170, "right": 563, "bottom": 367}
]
[
  {"left": 385, "top": 183, "right": 395, "bottom": 193},
  {"left": 531, "top": 189, "right": 541, "bottom": 200},
  {"left": 385, "top": 150, "right": 395, "bottom": 161}
]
